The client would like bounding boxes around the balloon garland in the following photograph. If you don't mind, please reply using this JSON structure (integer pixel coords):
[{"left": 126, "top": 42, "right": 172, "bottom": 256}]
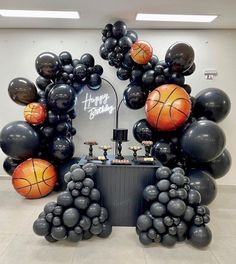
[
  {"left": 0, "top": 51, "right": 104, "bottom": 198},
  {"left": 33, "top": 163, "right": 112, "bottom": 242},
  {"left": 99, "top": 20, "right": 232, "bottom": 248}
]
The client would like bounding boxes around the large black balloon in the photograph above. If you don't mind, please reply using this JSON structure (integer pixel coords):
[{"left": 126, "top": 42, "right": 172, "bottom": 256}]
[
  {"left": 47, "top": 84, "right": 76, "bottom": 113},
  {"left": 50, "top": 136, "right": 75, "bottom": 161},
  {"left": 188, "top": 225, "right": 212, "bottom": 248},
  {"left": 3, "top": 157, "right": 22, "bottom": 176},
  {"left": 152, "top": 140, "right": 177, "bottom": 166},
  {"left": 193, "top": 88, "right": 231, "bottom": 122},
  {"left": 35, "top": 52, "right": 61, "bottom": 79},
  {"left": 200, "top": 149, "right": 231, "bottom": 179},
  {"left": 133, "top": 119, "right": 155, "bottom": 143},
  {"left": 181, "top": 120, "right": 225, "bottom": 162},
  {"left": 57, "top": 157, "right": 81, "bottom": 190},
  {"left": 112, "top": 21, "right": 127, "bottom": 38},
  {"left": 8, "top": 77, "right": 37, "bottom": 105},
  {"left": 123, "top": 83, "right": 148, "bottom": 110},
  {"left": 0, "top": 121, "right": 40, "bottom": 160},
  {"left": 165, "top": 42, "right": 195, "bottom": 72},
  {"left": 187, "top": 169, "right": 217, "bottom": 205}
]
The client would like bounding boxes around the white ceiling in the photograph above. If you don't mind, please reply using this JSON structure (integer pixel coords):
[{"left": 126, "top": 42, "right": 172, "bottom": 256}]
[{"left": 0, "top": 0, "right": 236, "bottom": 29}]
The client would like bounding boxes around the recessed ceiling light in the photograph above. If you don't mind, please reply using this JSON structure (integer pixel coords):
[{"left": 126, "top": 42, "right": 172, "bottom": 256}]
[
  {"left": 136, "top": 13, "right": 217, "bottom": 23},
  {"left": 0, "top": 10, "right": 80, "bottom": 19}
]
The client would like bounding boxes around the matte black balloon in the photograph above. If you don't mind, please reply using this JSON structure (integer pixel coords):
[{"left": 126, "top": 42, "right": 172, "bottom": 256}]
[
  {"left": 176, "top": 221, "right": 188, "bottom": 238},
  {"left": 3, "top": 157, "right": 21, "bottom": 176},
  {"left": 45, "top": 234, "right": 58, "bottom": 243},
  {"left": 36, "top": 76, "right": 52, "bottom": 91},
  {"left": 8, "top": 77, "right": 37, "bottom": 105},
  {"left": 99, "top": 207, "right": 109, "bottom": 223},
  {"left": 98, "top": 222, "right": 112, "bottom": 238},
  {"left": 167, "top": 199, "right": 186, "bottom": 217},
  {"left": 90, "top": 188, "right": 101, "bottom": 201},
  {"left": 0, "top": 121, "right": 39, "bottom": 160},
  {"left": 183, "top": 63, "right": 196, "bottom": 76},
  {"left": 87, "top": 203, "right": 101, "bottom": 218},
  {"left": 99, "top": 44, "right": 109, "bottom": 60},
  {"left": 112, "top": 21, "right": 127, "bottom": 38},
  {"left": 82, "top": 163, "right": 97, "bottom": 177},
  {"left": 150, "top": 202, "right": 166, "bottom": 217},
  {"left": 139, "top": 232, "right": 152, "bottom": 245},
  {"left": 200, "top": 149, "right": 231, "bottom": 179},
  {"left": 118, "top": 36, "right": 132, "bottom": 51},
  {"left": 79, "top": 216, "right": 91, "bottom": 231},
  {"left": 187, "top": 189, "right": 201, "bottom": 205},
  {"left": 181, "top": 120, "right": 226, "bottom": 162},
  {"left": 156, "top": 166, "right": 172, "bottom": 180},
  {"left": 33, "top": 218, "right": 50, "bottom": 236},
  {"left": 80, "top": 53, "right": 95, "bottom": 67},
  {"left": 90, "top": 223, "right": 103, "bottom": 235},
  {"left": 158, "top": 192, "right": 170, "bottom": 204},
  {"left": 123, "top": 83, "right": 148, "bottom": 110},
  {"left": 156, "top": 179, "right": 170, "bottom": 191},
  {"left": 162, "top": 234, "right": 177, "bottom": 247},
  {"left": 133, "top": 119, "right": 154, "bottom": 143},
  {"left": 35, "top": 52, "right": 61, "bottom": 79},
  {"left": 57, "top": 191, "right": 73, "bottom": 207},
  {"left": 187, "top": 169, "right": 217, "bottom": 205},
  {"left": 67, "top": 230, "right": 83, "bottom": 242},
  {"left": 193, "top": 88, "right": 231, "bottom": 122},
  {"left": 63, "top": 208, "right": 80, "bottom": 228},
  {"left": 59, "top": 51, "right": 72, "bottom": 65},
  {"left": 170, "top": 173, "right": 186, "bottom": 186},
  {"left": 47, "top": 84, "right": 76, "bottom": 113},
  {"left": 165, "top": 42, "right": 194, "bottom": 72},
  {"left": 143, "top": 185, "right": 159, "bottom": 202},
  {"left": 137, "top": 215, "right": 152, "bottom": 231},
  {"left": 88, "top": 73, "right": 102, "bottom": 90},
  {"left": 50, "top": 136, "right": 74, "bottom": 161},
  {"left": 117, "top": 67, "right": 130, "bottom": 80},
  {"left": 83, "top": 231, "right": 93, "bottom": 240},
  {"left": 74, "top": 196, "right": 90, "bottom": 210},
  {"left": 126, "top": 30, "right": 138, "bottom": 42},
  {"left": 188, "top": 225, "right": 212, "bottom": 248},
  {"left": 51, "top": 226, "right": 67, "bottom": 240},
  {"left": 153, "top": 218, "right": 166, "bottom": 234},
  {"left": 44, "top": 202, "right": 57, "bottom": 214},
  {"left": 152, "top": 140, "right": 177, "bottom": 166}
]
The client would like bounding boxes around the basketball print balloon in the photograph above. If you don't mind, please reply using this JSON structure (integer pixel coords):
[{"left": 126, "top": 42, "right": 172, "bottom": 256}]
[
  {"left": 24, "top": 102, "right": 47, "bottom": 125},
  {"left": 12, "top": 159, "right": 57, "bottom": 199},
  {"left": 130, "top": 40, "right": 153, "bottom": 64},
  {"left": 145, "top": 84, "right": 191, "bottom": 131}
]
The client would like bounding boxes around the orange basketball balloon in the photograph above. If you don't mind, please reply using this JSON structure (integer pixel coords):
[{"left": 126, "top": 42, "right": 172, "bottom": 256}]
[
  {"left": 12, "top": 159, "right": 57, "bottom": 199},
  {"left": 145, "top": 84, "right": 191, "bottom": 131},
  {"left": 130, "top": 40, "right": 153, "bottom": 64},
  {"left": 24, "top": 102, "right": 47, "bottom": 125}
]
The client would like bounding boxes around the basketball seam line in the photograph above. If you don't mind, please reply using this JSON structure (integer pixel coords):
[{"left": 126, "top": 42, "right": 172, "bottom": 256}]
[{"left": 32, "top": 159, "right": 43, "bottom": 198}]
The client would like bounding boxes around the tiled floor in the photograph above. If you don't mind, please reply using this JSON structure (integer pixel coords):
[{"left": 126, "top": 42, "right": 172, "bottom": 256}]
[{"left": 0, "top": 179, "right": 235, "bottom": 264}]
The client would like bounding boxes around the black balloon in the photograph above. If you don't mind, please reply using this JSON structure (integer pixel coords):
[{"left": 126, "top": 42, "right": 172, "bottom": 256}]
[
  {"left": 47, "top": 84, "right": 76, "bottom": 113},
  {"left": 137, "top": 215, "right": 152, "bottom": 231},
  {"left": 117, "top": 67, "right": 130, "bottom": 80},
  {"left": 165, "top": 42, "right": 195, "bottom": 72},
  {"left": 188, "top": 225, "right": 212, "bottom": 248},
  {"left": 59, "top": 51, "right": 72, "bottom": 65},
  {"left": 118, "top": 36, "right": 132, "bottom": 51},
  {"left": 112, "top": 21, "right": 127, "bottom": 38},
  {"left": 200, "top": 149, "right": 231, "bottom": 179},
  {"left": 126, "top": 30, "right": 138, "bottom": 43},
  {"left": 183, "top": 63, "right": 196, "bottom": 76},
  {"left": 88, "top": 73, "right": 102, "bottom": 90},
  {"left": 123, "top": 83, "right": 148, "bottom": 110},
  {"left": 105, "top": 38, "right": 117, "bottom": 52},
  {"left": 36, "top": 76, "right": 52, "bottom": 91},
  {"left": 181, "top": 120, "right": 225, "bottom": 162},
  {"left": 133, "top": 119, "right": 155, "bottom": 143},
  {"left": 193, "top": 88, "right": 231, "bottom": 122},
  {"left": 8, "top": 77, "right": 37, "bottom": 105},
  {"left": 74, "top": 64, "right": 87, "bottom": 79},
  {"left": 35, "top": 52, "right": 61, "bottom": 79},
  {"left": 98, "top": 222, "right": 112, "bottom": 238},
  {"left": 33, "top": 218, "right": 50, "bottom": 236},
  {"left": 80, "top": 53, "right": 95, "bottom": 67},
  {"left": 57, "top": 191, "right": 73, "bottom": 207},
  {"left": 3, "top": 157, "right": 22, "bottom": 176},
  {"left": 143, "top": 185, "right": 159, "bottom": 202},
  {"left": 142, "top": 70, "right": 155, "bottom": 86},
  {"left": 50, "top": 136, "right": 74, "bottom": 161},
  {"left": 187, "top": 169, "right": 217, "bottom": 205},
  {"left": 99, "top": 44, "right": 109, "bottom": 60},
  {"left": 0, "top": 121, "right": 39, "bottom": 160},
  {"left": 62, "top": 208, "right": 80, "bottom": 228}
]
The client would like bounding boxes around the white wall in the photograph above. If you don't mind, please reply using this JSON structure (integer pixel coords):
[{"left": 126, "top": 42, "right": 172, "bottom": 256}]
[{"left": 0, "top": 29, "right": 235, "bottom": 185}]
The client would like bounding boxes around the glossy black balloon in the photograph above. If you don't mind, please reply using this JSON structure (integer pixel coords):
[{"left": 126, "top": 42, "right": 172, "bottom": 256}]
[
  {"left": 118, "top": 36, "right": 132, "bottom": 51},
  {"left": 59, "top": 51, "right": 72, "bottom": 65},
  {"left": 183, "top": 63, "right": 196, "bottom": 76},
  {"left": 99, "top": 44, "right": 109, "bottom": 60},
  {"left": 200, "top": 149, "right": 231, "bottom": 179},
  {"left": 193, "top": 88, "right": 231, "bottom": 122},
  {"left": 36, "top": 76, "right": 52, "bottom": 91},
  {"left": 74, "top": 64, "right": 87, "bottom": 79},
  {"left": 50, "top": 136, "right": 75, "bottom": 161},
  {"left": 80, "top": 53, "right": 95, "bottom": 67},
  {"left": 0, "top": 121, "right": 40, "bottom": 160},
  {"left": 112, "top": 21, "right": 127, "bottom": 38},
  {"left": 187, "top": 169, "right": 217, "bottom": 205},
  {"left": 126, "top": 30, "right": 138, "bottom": 43},
  {"left": 88, "top": 73, "right": 102, "bottom": 90},
  {"left": 165, "top": 42, "right": 195, "bottom": 72},
  {"left": 123, "top": 83, "right": 148, "bottom": 110},
  {"left": 104, "top": 38, "right": 117, "bottom": 52},
  {"left": 117, "top": 67, "right": 130, "bottom": 80},
  {"left": 188, "top": 225, "right": 212, "bottom": 248},
  {"left": 3, "top": 157, "right": 22, "bottom": 176},
  {"left": 142, "top": 70, "right": 155, "bottom": 86},
  {"left": 133, "top": 119, "right": 155, "bottom": 143},
  {"left": 152, "top": 140, "right": 177, "bottom": 166},
  {"left": 181, "top": 120, "right": 225, "bottom": 162},
  {"left": 35, "top": 52, "right": 61, "bottom": 79},
  {"left": 8, "top": 77, "right": 37, "bottom": 105},
  {"left": 47, "top": 84, "right": 76, "bottom": 112}
]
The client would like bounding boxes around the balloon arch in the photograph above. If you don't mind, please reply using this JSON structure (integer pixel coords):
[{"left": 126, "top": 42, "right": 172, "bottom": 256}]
[{"left": 0, "top": 20, "right": 231, "bottom": 248}]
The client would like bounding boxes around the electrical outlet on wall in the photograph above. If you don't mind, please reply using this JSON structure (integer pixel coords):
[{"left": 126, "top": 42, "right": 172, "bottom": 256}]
[{"left": 204, "top": 70, "right": 218, "bottom": 80}]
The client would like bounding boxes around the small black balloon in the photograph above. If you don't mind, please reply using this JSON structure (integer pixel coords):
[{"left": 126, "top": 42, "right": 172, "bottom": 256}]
[
  {"left": 112, "top": 21, "right": 127, "bottom": 38},
  {"left": 142, "top": 70, "right": 155, "bottom": 86},
  {"left": 94, "top": 65, "right": 103, "bottom": 75},
  {"left": 59, "top": 51, "right": 72, "bottom": 65},
  {"left": 137, "top": 215, "right": 152, "bottom": 231},
  {"left": 51, "top": 226, "right": 67, "bottom": 240},
  {"left": 57, "top": 191, "right": 73, "bottom": 207},
  {"left": 188, "top": 225, "right": 212, "bottom": 248},
  {"left": 183, "top": 63, "right": 196, "bottom": 76},
  {"left": 98, "top": 222, "right": 112, "bottom": 238},
  {"left": 99, "top": 44, "right": 109, "bottom": 60},
  {"left": 33, "top": 218, "right": 50, "bottom": 236},
  {"left": 117, "top": 67, "right": 130, "bottom": 80},
  {"left": 126, "top": 30, "right": 138, "bottom": 42},
  {"left": 88, "top": 73, "right": 102, "bottom": 90},
  {"left": 123, "top": 83, "right": 148, "bottom": 110},
  {"left": 3, "top": 157, "right": 22, "bottom": 176},
  {"left": 143, "top": 185, "right": 159, "bottom": 202},
  {"left": 118, "top": 36, "right": 132, "bottom": 51},
  {"left": 50, "top": 136, "right": 74, "bottom": 161},
  {"left": 36, "top": 76, "right": 52, "bottom": 91},
  {"left": 133, "top": 119, "right": 155, "bottom": 143},
  {"left": 80, "top": 53, "right": 95, "bottom": 67},
  {"left": 74, "top": 64, "right": 87, "bottom": 79}
]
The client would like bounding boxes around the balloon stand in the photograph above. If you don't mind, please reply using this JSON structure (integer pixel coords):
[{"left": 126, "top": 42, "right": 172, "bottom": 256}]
[{"left": 0, "top": 20, "right": 232, "bottom": 249}]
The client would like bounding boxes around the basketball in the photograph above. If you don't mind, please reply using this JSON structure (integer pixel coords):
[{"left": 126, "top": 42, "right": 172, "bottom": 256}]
[
  {"left": 12, "top": 159, "right": 57, "bottom": 199},
  {"left": 24, "top": 102, "right": 47, "bottom": 125},
  {"left": 145, "top": 84, "right": 191, "bottom": 131},
  {"left": 130, "top": 40, "right": 153, "bottom": 64}
]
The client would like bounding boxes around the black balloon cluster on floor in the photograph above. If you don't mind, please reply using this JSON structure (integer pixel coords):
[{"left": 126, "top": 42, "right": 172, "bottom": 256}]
[
  {"left": 1, "top": 51, "right": 103, "bottom": 177},
  {"left": 136, "top": 167, "right": 212, "bottom": 248},
  {"left": 33, "top": 163, "right": 112, "bottom": 242}
]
